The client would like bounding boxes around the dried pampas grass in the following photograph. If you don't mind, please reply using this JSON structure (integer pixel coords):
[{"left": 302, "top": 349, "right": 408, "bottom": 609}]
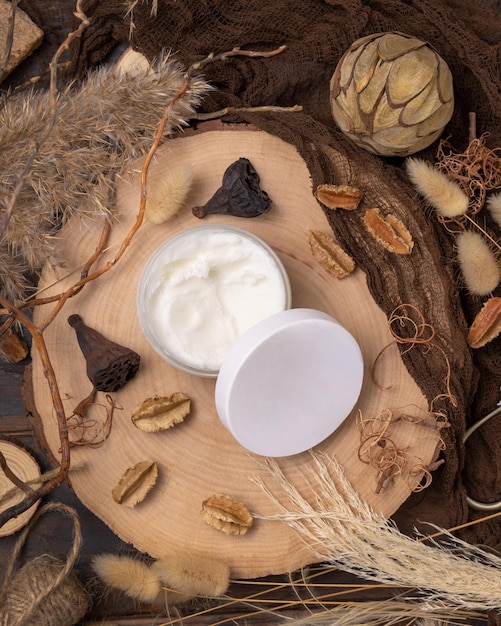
[
  {"left": 456, "top": 230, "right": 501, "bottom": 295},
  {"left": 0, "top": 53, "right": 210, "bottom": 304},
  {"left": 254, "top": 451, "right": 501, "bottom": 612}
]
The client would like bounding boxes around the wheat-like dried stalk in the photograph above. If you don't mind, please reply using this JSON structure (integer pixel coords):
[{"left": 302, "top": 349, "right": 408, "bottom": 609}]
[
  {"left": 284, "top": 600, "right": 479, "bottom": 626},
  {"left": 254, "top": 451, "right": 501, "bottom": 613},
  {"left": 0, "top": 54, "right": 210, "bottom": 304}
]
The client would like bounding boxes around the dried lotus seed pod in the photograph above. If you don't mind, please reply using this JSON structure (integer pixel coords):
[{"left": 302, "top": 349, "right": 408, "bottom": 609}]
[
  {"left": 131, "top": 393, "right": 191, "bottom": 432},
  {"left": 112, "top": 460, "right": 158, "bottom": 507}
]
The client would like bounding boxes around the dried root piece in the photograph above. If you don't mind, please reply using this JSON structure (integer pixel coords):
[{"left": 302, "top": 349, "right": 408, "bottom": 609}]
[
  {"left": 201, "top": 494, "right": 253, "bottom": 536},
  {"left": 112, "top": 460, "right": 158, "bottom": 507},
  {"left": 314, "top": 184, "right": 362, "bottom": 210},
  {"left": 363, "top": 208, "right": 414, "bottom": 255},
  {"left": 308, "top": 229, "right": 355, "bottom": 278},
  {"left": 467, "top": 297, "right": 501, "bottom": 348},
  {"left": 131, "top": 393, "right": 191, "bottom": 432}
]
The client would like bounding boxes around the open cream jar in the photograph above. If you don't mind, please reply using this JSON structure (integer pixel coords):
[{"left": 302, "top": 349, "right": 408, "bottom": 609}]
[{"left": 137, "top": 225, "right": 291, "bottom": 377}]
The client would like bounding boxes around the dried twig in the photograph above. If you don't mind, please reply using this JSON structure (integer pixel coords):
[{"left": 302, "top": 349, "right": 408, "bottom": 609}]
[{"left": 191, "top": 103, "right": 303, "bottom": 121}]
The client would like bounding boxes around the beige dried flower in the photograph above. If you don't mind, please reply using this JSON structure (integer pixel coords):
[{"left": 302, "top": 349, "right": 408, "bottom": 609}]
[
  {"left": 406, "top": 158, "right": 469, "bottom": 219},
  {"left": 152, "top": 554, "right": 230, "bottom": 598},
  {"left": 487, "top": 192, "right": 501, "bottom": 230},
  {"left": 456, "top": 230, "right": 501, "bottom": 296},
  {"left": 92, "top": 554, "right": 161, "bottom": 603}
]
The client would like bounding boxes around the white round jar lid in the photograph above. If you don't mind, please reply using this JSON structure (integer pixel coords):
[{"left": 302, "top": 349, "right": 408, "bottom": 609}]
[{"left": 215, "top": 308, "right": 364, "bottom": 457}]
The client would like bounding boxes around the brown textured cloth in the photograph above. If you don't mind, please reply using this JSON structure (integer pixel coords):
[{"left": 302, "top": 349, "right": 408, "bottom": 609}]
[
  {"left": 66, "top": 0, "right": 501, "bottom": 548},
  {"left": 13, "top": 0, "right": 483, "bottom": 554}
]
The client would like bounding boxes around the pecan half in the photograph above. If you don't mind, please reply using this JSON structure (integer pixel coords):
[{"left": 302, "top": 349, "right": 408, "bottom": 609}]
[
  {"left": 467, "top": 297, "right": 501, "bottom": 348},
  {"left": 112, "top": 460, "right": 158, "bottom": 507},
  {"left": 363, "top": 208, "right": 414, "bottom": 255},
  {"left": 314, "top": 184, "right": 362, "bottom": 210},
  {"left": 201, "top": 494, "right": 253, "bottom": 536},
  {"left": 308, "top": 229, "right": 355, "bottom": 278},
  {"left": 131, "top": 393, "right": 191, "bottom": 432}
]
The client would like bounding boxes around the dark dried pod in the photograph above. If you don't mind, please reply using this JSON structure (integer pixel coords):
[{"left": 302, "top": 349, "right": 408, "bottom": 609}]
[
  {"left": 68, "top": 314, "right": 140, "bottom": 392},
  {"left": 192, "top": 157, "right": 271, "bottom": 219}
]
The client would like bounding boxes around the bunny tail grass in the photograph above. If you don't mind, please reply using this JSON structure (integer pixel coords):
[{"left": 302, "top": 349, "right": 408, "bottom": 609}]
[
  {"left": 254, "top": 451, "right": 501, "bottom": 612},
  {"left": 406, "top": 158, "right": 469, "bottom": 219}
]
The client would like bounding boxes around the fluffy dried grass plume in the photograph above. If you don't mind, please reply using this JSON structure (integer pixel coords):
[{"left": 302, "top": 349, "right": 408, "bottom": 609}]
[
  {"left": 255, "top": 452, "right": 501, "bottom": 612},
  {"left": 92, "top": 553, "right": 161, "bottom": 603},
  {"left": 487, "top": 191, "right": 501, "bottom": 230},
  {"left": 406, "top": 157, "right": 469, "bottom": 218},
  {"left": 0, "top": 53, "right": 210, "bottom": 304},
  {"left": 456, "top": 230, "right": 501, "bottom": 296},
  {"left": 151, "top": 553, "right": 230, "bottom": 598},
  {"left": 145, "top": 162, "right": 194, "bottom": 224}
]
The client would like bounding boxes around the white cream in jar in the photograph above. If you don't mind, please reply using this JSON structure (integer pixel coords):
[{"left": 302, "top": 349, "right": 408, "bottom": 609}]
[{"left": 137, "top": 225, "right": 291, "bottom": 376}]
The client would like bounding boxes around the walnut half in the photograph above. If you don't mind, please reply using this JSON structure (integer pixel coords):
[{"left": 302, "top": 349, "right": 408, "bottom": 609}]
[{"left": 201, "top": 494, "right": 253, "bottom": 536}]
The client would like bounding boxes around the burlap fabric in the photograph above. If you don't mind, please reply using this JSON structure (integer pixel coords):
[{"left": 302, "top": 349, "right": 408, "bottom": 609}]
[{"left": 18, "top": 0, "right": 501, "bottom": 551}]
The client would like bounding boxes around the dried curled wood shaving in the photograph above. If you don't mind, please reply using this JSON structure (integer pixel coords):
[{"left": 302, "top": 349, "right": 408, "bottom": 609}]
[
  {"left": 131, "top": 393, "right": 191, "bottom": 432},
  {"left": 363, "top": 207, "right": 414, "bottom": 255},
  {"left": 112, "top": 460, "right": 158, "bottom": 507},
  {"left": 308, "top": 229, "right": 355, "bottom": 278},
  {"left": 467, "top": 297, "right": 501, "bottom": 348},
  {"left": 201, "top": 494, "right": 253, "bottom": 536},
  {"left": 314, "top": 184, "right": 362, "bottom": 210}
]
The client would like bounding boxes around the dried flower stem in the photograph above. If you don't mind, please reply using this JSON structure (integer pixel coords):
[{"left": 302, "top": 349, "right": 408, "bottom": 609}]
[{"left": 191, "top": 103, "right": 302, "bottom": 121}]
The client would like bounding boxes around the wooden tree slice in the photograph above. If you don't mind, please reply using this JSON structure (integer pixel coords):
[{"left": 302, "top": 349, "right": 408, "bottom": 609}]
[
  {"left": 0, "top": 441, "right": 41, "bottom": 536},
  {"left": 30, "top": 127, "right": 442, "bottom": 578}
]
